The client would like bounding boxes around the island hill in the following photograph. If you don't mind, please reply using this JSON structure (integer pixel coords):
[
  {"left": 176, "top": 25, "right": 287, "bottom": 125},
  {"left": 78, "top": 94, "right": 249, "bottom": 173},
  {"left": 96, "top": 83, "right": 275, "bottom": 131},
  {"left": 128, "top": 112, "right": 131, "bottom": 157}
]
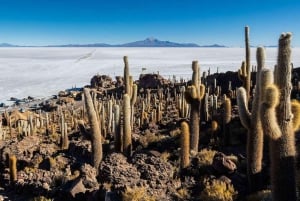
[{"left": 0, "top": 37, "right": 226, "bottom": 47}]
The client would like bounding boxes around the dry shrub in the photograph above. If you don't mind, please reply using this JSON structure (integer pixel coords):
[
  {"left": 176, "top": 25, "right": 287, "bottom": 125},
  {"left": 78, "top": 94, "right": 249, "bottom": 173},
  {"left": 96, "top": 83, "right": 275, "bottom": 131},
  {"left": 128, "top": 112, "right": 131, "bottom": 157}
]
[
  {"left": 122, "top": 186, "right": 156, "bottom": 201},
  {"left": 30, "top": 196, "right": 53, "bottom": 201},
  {"left": 199, "top": 177, "right": 237, "bottom": 201},
  {"left": 139, "top": 132, "right": 162, "bottom": 148},
  {"left": 160, "top": 151, "right": 170, "bottom": 162},
  {"left": 174, "top": 187, "right": 190, "bottom": 200},
  {"left": 196, "top": 148, "right": 217, "bottom": 166}
]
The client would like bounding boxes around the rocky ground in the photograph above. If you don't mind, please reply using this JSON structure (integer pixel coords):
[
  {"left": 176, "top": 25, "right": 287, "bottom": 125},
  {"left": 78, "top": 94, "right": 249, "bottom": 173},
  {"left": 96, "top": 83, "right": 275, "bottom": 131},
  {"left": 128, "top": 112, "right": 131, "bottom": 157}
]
[{"left": 0, "top": 68, "right": 300, "bottom": 201}]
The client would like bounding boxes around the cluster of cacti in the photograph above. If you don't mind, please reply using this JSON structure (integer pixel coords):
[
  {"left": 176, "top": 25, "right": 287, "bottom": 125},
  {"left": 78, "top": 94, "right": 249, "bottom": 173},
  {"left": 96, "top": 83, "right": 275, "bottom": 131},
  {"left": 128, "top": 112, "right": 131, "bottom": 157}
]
[{"left": 184, "top": 61, "right": 205, "bottom": 152}]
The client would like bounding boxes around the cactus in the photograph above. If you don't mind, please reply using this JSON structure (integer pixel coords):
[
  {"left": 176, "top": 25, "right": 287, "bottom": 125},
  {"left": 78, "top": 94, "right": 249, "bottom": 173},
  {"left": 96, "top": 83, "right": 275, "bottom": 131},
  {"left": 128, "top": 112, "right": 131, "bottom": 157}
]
[
  {"left": 83, "top": 88, "right": 103, "bottom": 169},
  {"left": 61, "top": 122, "right": 69, "bottom": 150},
  {"left": 123, "top": 56, "right": 131, "bottom": 96},
  {"left": 184, "top": 61, "right": 205, "bottom": 152},
  {"left": 291, "top": 100, "right": 300, "bottom": 131},
  {"left": 222, "top": 97, "right": 231, "bottom": 145},
  {"left": 9, "top": 155, "right": 17, "bottom": 182},
  {"left": 131, "top": 84, "right": 137, "bottom": 128},
  {"left": 180, "top": 121, "right": 190, "bottom": 169},
  {"left": 245, "top": 26, "right": 251, "bottom": 99},
  {"left": 260, "top": 33, "right": 298, "bottom": 201},
  {"left": 123, "top": 94, "right": 132, "bottom": 156},
  {"left": 238, "top": 61, "right": 248, "bottom": 91},
  {"left": 237, "top": 47, "right": 267, "bottom": 192},
  {"left": 114, "top": 104, "right": 122, "bottom": 152}
]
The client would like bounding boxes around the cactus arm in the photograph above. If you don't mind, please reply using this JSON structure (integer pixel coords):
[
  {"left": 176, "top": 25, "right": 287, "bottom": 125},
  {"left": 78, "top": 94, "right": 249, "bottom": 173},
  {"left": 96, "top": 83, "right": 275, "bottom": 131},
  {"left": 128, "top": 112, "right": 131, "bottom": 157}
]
[
  {"left": 237, "top": 87, "right": 251, "bottom": 130},
  {"left": 260, "top": 85, "right": 282, "bottom": 140},
  {"left": 291, "top": 100, "right": 300, "bottom": 131}
]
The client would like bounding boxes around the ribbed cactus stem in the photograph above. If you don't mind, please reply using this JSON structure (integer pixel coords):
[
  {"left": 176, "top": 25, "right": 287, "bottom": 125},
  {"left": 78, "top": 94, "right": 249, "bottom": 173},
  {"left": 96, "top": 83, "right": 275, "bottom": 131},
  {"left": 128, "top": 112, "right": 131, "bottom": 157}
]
[
  {"left": 131, "top": 84, "right": 137, "bottom": 128},
  {"left": 267, "top": 32, "right": 296, "bottom": 201},
  {"left": 114, "top": 104, "right": 122, "bottom": 152},
  {"left": 180, "top": 121, "right": 190, "bottom": 169},
  {"left": 83, "top": 88, "right": 102, "bottom": 169},
  {"left": 245, "top": 26, "right": 251, "bottom": 99},
  {"left": 123, "top": 56, "right": 131, "bottom": 95},
  {"left": 9, "top": 155, "right": 17, "bottom": 182},
  {"left": 62, "top": 122, "right": 69, "bottom": 150},
  {"left": 108, "top": 100, "right": 113, "bottom": 134},
  {"left": 123, "top": 94, "right": 132, "bottom": 156},
  {"left": 192, "top": 61, "right": 199, "bottom": 88},
  {"left": 223, "top": 97, "right": 231, "bottom": 145}
]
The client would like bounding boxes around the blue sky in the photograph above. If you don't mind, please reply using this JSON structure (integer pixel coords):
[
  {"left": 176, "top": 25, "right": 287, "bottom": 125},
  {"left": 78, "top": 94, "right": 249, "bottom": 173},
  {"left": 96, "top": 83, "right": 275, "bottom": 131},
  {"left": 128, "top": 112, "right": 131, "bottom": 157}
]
[{"left": 0, "top": 0, "right": 299, "bottom": 46}]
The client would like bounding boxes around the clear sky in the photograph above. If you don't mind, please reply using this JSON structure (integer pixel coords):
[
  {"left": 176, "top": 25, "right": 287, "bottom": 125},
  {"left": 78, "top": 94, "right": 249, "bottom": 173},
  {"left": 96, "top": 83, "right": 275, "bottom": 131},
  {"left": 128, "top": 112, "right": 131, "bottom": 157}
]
[{"left": 0, "top": 0, "right": 299, "bottom": 46}]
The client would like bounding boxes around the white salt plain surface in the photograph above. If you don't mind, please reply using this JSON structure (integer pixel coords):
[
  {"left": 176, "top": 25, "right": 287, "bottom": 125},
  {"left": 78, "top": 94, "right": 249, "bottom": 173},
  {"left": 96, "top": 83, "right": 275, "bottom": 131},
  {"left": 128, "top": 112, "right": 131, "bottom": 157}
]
[{"left": 0, "top": 47, "right": 300, "bottom": 105}]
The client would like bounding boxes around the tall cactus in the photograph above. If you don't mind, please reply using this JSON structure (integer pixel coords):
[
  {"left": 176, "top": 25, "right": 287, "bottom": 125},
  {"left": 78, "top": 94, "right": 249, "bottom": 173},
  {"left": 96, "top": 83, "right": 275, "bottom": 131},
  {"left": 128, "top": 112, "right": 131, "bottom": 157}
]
[
  {"left": 130, "top": 84, "right": 137, "bottom": 128},
  {"left": 123, "top": 56, "right": 131, "bottom": 96},
  {"left": 180, "top": 121, "right": 190, "bottom": 169},
  {"left": 123, "top": 94, "right": 132, "bottom": 156},
  {"left": 114, "top": 104, "right": 122, "bottom": 152},
  {"left": 83, "top": 88, "right": 102, "bottom": 169},
  {"left": 9, "top": 155, "right": 17, "bottom": 183},
  {"left": 184, "top": 61, "right": 205, "bottom": 152},
  {"left": 261, "top": 33, "right": 298, "bottom": 201},
  {"left": 245, "top": 26, "right": 251, "bottom": 99},
  {"left": 237, "top": 47, "right": 266, "bottom": 192},
  {"left": 222, "top": 96, "right": 231, "bottom": 146}
]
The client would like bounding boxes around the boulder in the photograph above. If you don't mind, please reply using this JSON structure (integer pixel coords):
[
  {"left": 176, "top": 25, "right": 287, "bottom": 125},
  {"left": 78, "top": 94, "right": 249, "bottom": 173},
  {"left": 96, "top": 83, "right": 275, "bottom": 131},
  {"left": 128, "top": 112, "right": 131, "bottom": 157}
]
[{"left": 139, "top": 73, "right": 169, "bottom": 89}]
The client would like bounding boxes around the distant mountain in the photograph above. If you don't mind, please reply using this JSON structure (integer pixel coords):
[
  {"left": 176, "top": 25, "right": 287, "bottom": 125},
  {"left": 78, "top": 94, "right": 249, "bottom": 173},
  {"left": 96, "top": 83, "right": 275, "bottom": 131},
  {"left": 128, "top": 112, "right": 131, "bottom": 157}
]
[
  {"left": 0, "top": 38, "right": 227, "bottom": 48},
  {"left": 47, "top": 43, "right": 112, "bottom": 47},
  {"left": 0, "top": 43, "right": 18, "bottom": 47},
  {"left": 200, "top": 44, "right": 227, "bottom": 48},
  {"left": 119, "top": 37, "right": 200, "bottom": 47}
]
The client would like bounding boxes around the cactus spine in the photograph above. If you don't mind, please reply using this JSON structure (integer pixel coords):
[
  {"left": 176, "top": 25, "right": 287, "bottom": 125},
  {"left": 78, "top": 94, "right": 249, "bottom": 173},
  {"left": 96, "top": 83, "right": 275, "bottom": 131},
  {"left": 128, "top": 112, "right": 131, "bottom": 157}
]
[
  {"left": 261, "top": 33, "right": 298, "bottom": 201},
  {"left": 123, "top": 94, "right": 132, "bottom": 156},
  {"left": 83, "top": 88, "right": 102, "bottom": 169},
  {"left": 9, "top": 155, "right": 17, "bottom": 182},
  {"left": 237, "top": 47, "right": 266, "bottom": 192},
  {"left": 184, "top": 61, "right": 205, "bottom": 152},
  {"left": 180, "top": 121, "right": 190, "bottom": 169}
]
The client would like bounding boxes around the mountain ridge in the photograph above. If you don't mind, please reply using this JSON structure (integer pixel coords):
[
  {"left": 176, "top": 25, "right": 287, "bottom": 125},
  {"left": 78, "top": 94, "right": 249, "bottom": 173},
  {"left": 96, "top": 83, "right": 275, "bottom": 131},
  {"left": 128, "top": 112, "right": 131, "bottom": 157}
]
[{"left": 0, "top": 38, "right": 227, "bottom": 47}]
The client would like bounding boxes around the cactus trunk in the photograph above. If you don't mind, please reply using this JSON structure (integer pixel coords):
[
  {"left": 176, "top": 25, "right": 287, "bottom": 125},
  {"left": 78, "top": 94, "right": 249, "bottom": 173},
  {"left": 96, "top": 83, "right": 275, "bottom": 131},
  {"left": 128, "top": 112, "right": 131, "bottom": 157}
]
[{"left": 83, "top": 88, "right": 103, "bottom": 169}]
